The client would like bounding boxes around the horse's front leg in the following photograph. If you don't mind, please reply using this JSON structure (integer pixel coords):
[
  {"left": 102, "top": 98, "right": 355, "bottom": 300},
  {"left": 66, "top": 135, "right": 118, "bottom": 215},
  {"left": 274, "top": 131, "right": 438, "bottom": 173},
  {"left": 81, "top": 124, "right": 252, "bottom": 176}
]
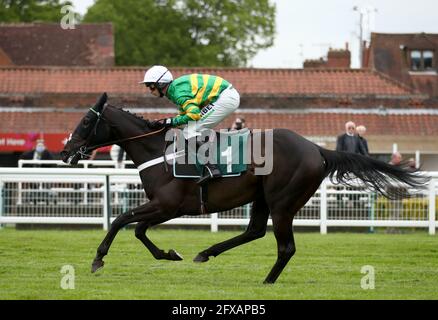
[
  {"left": 135, "top": 220, "right": 183, "bottom": 261},
  {"left": 91, "top": 200, "right": 175, "bottom": 273}
]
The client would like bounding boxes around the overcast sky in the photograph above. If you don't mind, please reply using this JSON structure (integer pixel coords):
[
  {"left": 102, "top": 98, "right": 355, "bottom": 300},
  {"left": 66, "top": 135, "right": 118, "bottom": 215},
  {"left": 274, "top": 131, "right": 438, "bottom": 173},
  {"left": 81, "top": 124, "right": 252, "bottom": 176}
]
[{"left": 71, "top": 0, "right": 438, "bottom": 68}]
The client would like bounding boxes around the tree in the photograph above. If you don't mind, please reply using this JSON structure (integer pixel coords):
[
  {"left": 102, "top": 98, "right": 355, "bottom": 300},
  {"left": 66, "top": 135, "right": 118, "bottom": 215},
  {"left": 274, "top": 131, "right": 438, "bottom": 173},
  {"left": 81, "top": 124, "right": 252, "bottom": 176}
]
[
  {"left": 83, "top": 0, "right": 191, "bottom": 66},
  {"left": 180, "top": 0, "right": 276, "bottom": 66},
  {"left": 0, "top": 0, "right": 75, "bottom": 23},
  {"left": 83, "top": 0, "right": 275, "bottom": 67}
]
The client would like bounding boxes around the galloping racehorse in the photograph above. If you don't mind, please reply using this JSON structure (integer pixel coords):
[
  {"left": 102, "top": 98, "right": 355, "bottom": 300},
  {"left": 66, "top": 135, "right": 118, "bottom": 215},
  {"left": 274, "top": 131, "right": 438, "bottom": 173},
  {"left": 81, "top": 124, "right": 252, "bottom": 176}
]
[{"left": 61, "top": 93, "right": 428, "bottom": 284}]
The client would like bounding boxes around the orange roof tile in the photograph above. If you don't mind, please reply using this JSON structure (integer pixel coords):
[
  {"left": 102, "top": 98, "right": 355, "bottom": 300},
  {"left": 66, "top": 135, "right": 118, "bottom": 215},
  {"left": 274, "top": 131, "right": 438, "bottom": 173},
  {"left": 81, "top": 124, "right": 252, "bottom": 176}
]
[
  {"left": 1, "top": 110, "right": 436, "bottom": 136},
  {"left": 0, "top": 66, "right": 416, "bottom": 96}
]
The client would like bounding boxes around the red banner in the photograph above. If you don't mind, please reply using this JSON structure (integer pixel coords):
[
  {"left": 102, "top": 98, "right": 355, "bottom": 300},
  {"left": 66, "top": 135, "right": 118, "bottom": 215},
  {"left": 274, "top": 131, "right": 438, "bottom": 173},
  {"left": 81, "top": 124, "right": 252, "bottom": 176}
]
[{"left": 0, "top": 133, "right": 110, "bottom": 152}]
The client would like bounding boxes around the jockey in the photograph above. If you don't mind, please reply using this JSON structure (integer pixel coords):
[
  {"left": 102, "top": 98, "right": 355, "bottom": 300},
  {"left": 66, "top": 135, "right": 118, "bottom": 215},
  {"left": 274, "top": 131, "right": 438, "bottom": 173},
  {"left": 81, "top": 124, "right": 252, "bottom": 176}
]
[{"left": 140, "top": 65, "right": 240, "bottom": 185}]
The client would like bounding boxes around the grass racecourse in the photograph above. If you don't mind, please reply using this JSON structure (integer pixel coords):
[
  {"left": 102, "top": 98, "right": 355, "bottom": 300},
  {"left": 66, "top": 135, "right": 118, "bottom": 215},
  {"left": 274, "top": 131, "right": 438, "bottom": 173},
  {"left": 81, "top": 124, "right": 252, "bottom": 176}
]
[{"left": 0, "top": 227, "right": 437, "bottom": 300}]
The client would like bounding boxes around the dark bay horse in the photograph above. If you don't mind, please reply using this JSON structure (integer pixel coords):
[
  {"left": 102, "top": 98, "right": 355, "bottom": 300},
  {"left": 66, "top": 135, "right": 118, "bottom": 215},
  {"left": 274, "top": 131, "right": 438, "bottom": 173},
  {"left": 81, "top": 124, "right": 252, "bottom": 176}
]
[{"left": 61, "top": 93, "right": 429, "bottom": 284}]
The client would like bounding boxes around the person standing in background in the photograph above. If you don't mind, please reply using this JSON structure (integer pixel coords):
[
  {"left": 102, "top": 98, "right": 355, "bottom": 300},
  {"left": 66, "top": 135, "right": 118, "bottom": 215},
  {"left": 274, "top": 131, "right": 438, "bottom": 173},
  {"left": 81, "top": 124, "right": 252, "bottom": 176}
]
[
  {"left": 356, "top": 125, "right": 369, "bottom": 156},
  {"left": 110, "top": 144, "right": 126, "bottom": 169},
  {"left": 389, "top": 152, "right": 402, "bottom": 166},
  {"left": 230, "top": 117, "right": 246, "bottom": 130},
  {"left": 19, "top": 139, "right": 54, "bottom": 163},
  {"left": 336, "top": 121, "right": 367, "bottom": 155}
]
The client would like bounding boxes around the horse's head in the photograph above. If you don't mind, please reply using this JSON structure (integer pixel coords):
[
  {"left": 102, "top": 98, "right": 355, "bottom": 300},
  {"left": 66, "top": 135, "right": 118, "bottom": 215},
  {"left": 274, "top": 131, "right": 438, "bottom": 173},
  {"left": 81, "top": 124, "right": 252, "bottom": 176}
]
[{"left": 61, "top": 93, "right": 112, "bottom": 165}]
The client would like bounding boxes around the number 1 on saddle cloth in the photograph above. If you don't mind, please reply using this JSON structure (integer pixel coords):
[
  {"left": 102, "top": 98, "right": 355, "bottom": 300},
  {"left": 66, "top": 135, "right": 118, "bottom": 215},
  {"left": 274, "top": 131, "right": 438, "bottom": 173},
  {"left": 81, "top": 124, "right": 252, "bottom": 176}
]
[{"left": 171, "top": 129, "right": 249, "bottom": 179}]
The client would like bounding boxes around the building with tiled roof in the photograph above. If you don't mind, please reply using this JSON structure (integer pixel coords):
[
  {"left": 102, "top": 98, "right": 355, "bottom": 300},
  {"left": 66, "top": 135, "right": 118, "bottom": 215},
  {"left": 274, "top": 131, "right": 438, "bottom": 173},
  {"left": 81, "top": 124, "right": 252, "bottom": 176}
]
[
  {"left": 364, "top": 32, "right": 438, "bottom": 98},
  {"left": 0, "top": 66, "right": 424, "bottom": 108},
  {"left": 1, "top": 66, "right": 437, "bottom": 169},
  {"left": 0, "top": 23, "right": 114, "bottom": 67}
]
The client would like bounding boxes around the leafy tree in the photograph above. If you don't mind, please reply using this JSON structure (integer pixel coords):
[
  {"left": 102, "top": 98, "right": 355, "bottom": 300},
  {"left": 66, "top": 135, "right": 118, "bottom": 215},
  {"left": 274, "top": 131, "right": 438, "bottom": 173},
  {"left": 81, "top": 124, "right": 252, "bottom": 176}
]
[
  {"left": 0, "top": 0, "right": 75, "bottom": 23},
  {"left": 84, "top": 0, "right": 191, "bottom": 66},
  {"left": 83, "top": 0, "right": 275, "bottom": 67},
  {"left": 180, "top": 0, "right": 276, "bottom": 66}
]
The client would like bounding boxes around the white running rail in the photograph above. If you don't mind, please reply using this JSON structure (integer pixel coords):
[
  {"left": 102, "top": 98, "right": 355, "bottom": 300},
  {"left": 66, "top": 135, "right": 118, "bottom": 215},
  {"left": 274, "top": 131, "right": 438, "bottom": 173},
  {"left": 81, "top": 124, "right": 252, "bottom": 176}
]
[{"left": 0, "top": 164, "right": 436, "bottom": 234}]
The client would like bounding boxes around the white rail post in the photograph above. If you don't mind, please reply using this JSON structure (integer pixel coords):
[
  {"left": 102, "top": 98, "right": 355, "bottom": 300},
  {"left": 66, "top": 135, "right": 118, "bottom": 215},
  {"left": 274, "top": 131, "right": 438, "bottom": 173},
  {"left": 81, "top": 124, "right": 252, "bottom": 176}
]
[
  {"left": 320, "top": 180, "right": 327, "bottom": 234},
  {"left": 0, "top": 181, "right": 3, "bottom": 229},
  {"left": 245, "top": 203, "right": 251, "bottom": 219},
  {"left": 83, "top": 161, "right": 89, "bottom": 205},
  {"left": 17, "top": 160, "right": 22, "bottom": 205},
  {"left": 415, "top": 150, "right": 420, "bottom": 169},
  {"left": 103, "top": 175, "right": 111, "bottom": 231},
  {"left": 429, "top": 179, "right": 436, "bottom": 235},
  {"left": 211, "top": 212, "right": 218, "bottom": 232}
]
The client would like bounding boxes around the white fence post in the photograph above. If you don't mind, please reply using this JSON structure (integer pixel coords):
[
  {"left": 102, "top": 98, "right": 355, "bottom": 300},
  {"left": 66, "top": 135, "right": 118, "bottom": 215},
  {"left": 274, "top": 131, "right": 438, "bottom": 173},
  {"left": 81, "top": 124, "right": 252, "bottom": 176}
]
[
  {"left": 211, "top": 212, "right": 218, "bottom": 232},
  {"left": 429, "top": 179, "right": 436, "bottom": 235},
  {"left": 103, "top": 175, "right": 111, "bottom": 231},
  {"left": 17, "top": 160, "right": 22, "bottom": 205},
  {"left": 0, "top": 181, "right": 3, "bottom": 229},
  {"left": 320, "top": 179, "right": 327, "bottom": 234}
]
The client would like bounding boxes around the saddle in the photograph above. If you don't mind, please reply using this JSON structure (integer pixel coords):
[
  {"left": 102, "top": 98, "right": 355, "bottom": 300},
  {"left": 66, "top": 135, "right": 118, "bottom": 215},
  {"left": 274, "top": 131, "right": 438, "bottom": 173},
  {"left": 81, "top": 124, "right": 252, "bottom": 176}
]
[
  {"left": 168, "top": 128, "right": 250, "bottom": 214},
  {"left": 172, "top": 128, "right": 250, "bottom": 179}
]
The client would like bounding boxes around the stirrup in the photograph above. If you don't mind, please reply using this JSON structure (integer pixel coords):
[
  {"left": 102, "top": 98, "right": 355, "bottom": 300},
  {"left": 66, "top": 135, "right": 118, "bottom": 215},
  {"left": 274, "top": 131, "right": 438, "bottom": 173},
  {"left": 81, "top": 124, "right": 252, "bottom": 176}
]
[{"left": 197, "top": 164, "right": 221, "bottom": 185}]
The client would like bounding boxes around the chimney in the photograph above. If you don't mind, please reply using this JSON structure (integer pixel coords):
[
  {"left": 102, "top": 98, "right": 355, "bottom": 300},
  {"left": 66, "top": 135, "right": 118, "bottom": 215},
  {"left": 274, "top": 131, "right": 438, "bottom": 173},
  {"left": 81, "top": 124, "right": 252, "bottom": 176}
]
[
  {"left": 326, "top": 42, "right": 351, "bottom": 68},
  {"left": 303, "top": 58, "right": 326, "bottom": 69},
  {"left": 362, "top": 40, "right": 370, "bottom": 68}
]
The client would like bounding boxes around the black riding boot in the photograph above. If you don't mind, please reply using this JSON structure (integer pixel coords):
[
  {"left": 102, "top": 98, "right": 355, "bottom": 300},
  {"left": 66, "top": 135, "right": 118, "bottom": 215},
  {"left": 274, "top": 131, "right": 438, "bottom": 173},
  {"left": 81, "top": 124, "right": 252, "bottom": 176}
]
[{"left": 194, "top": 140, "right": 221, "bottom": 185}]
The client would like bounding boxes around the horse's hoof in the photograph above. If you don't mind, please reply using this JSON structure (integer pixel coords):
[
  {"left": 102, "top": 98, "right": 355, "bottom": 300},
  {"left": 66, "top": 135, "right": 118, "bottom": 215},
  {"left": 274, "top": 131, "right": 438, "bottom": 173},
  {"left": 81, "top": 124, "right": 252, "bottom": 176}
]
[
  {"left": 168, "top": 249, "right": 183, "bottom": 261},
  {"left": 91, "top": 260, "right": 104, "bottom": 273},
  {"left": 193, "top": 253, "right": 209, "bottom": 263}
]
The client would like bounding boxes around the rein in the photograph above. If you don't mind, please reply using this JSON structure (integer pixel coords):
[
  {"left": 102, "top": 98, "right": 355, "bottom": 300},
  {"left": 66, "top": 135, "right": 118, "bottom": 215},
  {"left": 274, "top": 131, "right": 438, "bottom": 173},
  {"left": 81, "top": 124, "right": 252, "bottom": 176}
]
[
  {"left": 78, "top": 105, "right": 166, "bottom": 159},
  {"left": 85, "top": 127, "right": 166, "bottom": 152}
]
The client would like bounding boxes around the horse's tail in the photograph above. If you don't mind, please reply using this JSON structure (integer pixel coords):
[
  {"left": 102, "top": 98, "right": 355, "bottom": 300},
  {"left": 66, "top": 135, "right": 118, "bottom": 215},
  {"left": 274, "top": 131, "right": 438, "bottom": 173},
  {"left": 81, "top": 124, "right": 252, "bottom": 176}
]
[{"left": 317, "top": 146, "right": 430, "bottom": 199}]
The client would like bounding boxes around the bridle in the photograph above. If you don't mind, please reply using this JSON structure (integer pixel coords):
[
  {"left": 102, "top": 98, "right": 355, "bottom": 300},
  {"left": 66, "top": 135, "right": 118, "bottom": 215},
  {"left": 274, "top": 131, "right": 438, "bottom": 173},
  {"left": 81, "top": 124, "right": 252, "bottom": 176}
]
[{"left": 71, "top": 104, "right": 166, "bottom": 161}]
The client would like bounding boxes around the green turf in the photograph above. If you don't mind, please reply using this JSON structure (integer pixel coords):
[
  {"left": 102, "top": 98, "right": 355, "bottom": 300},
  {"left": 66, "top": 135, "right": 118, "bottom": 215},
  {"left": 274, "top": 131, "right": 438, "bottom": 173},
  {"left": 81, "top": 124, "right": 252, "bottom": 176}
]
[{"left": 0, "top": 227, "right": 437, "bottom": 300}]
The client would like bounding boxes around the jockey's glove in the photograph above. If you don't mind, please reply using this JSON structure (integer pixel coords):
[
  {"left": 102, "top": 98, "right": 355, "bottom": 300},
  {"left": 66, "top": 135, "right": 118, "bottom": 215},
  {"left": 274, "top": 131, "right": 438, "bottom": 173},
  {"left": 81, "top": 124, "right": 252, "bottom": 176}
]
[{"left": 149, "top": 118, "right": 173, "bottom": 130}]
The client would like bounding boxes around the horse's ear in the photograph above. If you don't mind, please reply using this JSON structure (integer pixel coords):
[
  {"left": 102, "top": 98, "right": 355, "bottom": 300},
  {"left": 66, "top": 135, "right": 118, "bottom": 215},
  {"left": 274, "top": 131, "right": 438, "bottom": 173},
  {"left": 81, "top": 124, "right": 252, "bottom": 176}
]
[{"left": 93, "top": 92, "right": 108, "bottom": 112}]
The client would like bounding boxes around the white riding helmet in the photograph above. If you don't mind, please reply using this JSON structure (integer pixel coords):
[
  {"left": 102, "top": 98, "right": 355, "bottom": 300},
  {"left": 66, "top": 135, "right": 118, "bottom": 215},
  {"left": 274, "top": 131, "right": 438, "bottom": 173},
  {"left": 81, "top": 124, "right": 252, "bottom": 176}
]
[{"left": 139, "top": 65, "right": 173, "bottom": 86}]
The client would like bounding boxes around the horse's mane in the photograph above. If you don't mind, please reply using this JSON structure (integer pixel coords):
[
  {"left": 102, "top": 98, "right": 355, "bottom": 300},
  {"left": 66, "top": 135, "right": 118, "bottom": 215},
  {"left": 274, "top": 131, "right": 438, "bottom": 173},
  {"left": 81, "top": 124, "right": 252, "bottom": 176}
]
[{"left": 110, "top": 104, "right": 152, "bottom": 127}]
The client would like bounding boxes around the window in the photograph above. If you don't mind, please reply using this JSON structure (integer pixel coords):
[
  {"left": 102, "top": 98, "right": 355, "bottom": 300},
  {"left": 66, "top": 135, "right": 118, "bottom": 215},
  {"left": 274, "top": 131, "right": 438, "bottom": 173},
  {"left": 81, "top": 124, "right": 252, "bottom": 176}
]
[
  {"left": 410, "top": 51, "right": 421, "bottom": 70},
  {"left": 423, "top": 50, "right": 434, "bottom": 70},
  {"left": 410, "top": 50, "right": 435, "bottom": 71}
]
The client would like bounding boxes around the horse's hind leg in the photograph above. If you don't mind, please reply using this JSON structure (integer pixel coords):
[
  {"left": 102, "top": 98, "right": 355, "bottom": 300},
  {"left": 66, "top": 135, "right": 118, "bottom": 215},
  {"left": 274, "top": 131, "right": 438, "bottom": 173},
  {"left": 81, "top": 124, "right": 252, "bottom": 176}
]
[
  {"left": 263, "top": 175, "right": 323, "bottom": 284},
  {"left": 263, "top": 213, "right": 295, "bottom": 284},
  {"left": 193, "top": 197, "right": 270, "bottom": 262},
  {"left": 264, "top": 157, "right": 323, "bottom": 283}
]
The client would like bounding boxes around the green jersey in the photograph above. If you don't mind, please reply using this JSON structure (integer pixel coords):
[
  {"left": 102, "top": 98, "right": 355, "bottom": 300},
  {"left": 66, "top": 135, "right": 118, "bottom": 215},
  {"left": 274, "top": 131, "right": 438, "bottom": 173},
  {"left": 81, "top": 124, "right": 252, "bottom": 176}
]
[{"left": 165, "top": 74, "right": 230, "bottom": 126}]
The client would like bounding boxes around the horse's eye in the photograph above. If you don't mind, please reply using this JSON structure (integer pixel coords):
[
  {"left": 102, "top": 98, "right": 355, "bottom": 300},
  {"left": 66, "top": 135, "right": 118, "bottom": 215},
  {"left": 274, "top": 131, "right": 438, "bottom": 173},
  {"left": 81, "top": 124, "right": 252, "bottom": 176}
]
[{"left": 83, "top": 118, "right": 90, "bottom": 126}]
